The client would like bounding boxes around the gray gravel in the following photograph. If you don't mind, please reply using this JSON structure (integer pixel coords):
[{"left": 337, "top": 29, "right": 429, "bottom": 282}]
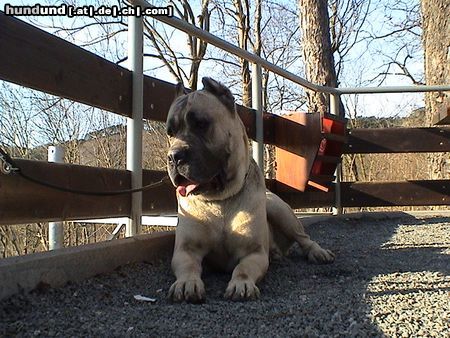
[{"left": 1, "top": 214, "right": 449, "bottom": 337}]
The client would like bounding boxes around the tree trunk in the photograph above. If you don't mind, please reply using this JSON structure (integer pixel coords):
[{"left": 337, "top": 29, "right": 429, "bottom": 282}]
[
  {"left": 187, "top": 0, "right": 210, "bottom": 90},
  {"left": 233, "top": 0, "right": 252, "bottom": 107},
  {"left": 422, "top": 0, "right": 449, "bottom": 126},
  {"left": 421, "top": 0, "right": 449, "bottom": 179},
  {"left": 298, "top": 0, "right": 337, "bottom": 114}
]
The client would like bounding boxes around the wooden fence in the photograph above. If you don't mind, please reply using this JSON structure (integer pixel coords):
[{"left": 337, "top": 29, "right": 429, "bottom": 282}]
[{"left": 0, "top": 12, "right": 449, "bottom": 225}]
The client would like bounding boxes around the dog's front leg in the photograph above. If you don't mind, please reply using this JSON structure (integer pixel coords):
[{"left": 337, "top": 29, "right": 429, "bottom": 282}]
[
  {"left": 224, "top": 251, "right": 269, "bottom": 301},
  {"left": 169, "top": 247, "right": 205, "bottom": 303}
]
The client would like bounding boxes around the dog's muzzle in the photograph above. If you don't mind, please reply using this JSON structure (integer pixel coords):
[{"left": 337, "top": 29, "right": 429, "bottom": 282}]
[{"left": 167, "top": 147, "right": 202, "bottom": 197}]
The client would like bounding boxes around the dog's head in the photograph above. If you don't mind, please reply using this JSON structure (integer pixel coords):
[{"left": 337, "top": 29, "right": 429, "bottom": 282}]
[{"left": 166, "top": 77, "right": 249, "bottom": 200}]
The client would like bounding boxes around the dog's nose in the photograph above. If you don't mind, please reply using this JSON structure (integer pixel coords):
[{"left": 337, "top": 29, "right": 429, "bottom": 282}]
[{"left": 168, "top": 148, "right": 188, "bottom": 166}]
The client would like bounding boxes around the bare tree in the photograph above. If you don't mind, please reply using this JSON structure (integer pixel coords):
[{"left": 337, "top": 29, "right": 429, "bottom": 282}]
[
  {"left": 365, "top": 0, "right": 424, "bottom": 86},
  {"left": 421, "top": 0, "right": 449, "bottom": 125},
  {"left": 259, "top": 2, "right": 304, "bottom": 112},
  {"left": 142, "top": 0, "right": 211, "bottom": 89},
  {"left": 232, "top": 0, "right": 252, "bottom": 106},
  {"left": 328, "top": 0, "right": 371, "bottom": 81},
  {"left": 421, "top": 0, "right": 449, "bottom": 180},
  {"left": 298, "top": 0, "right": 338, "bottom": 114},
  {"left": 0, "top": 83, "right": 37, "bottom": 158}
]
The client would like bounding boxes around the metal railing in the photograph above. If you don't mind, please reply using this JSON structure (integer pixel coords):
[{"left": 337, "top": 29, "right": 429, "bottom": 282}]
[
  {"left": 127, "top": 14, "right": 144, "bottom": 236},
  {"left": 133, "top": 0, "right": 450, "bottom": 93}
]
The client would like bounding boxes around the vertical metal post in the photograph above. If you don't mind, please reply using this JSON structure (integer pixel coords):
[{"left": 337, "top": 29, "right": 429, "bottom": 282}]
[
  {"left": 330, "top": 93, "right": 342, "bottom": 215},
  {"left": 333, "top": 163, "right": 342, "bottom": 215},
  {"left": 48, "top": 145, "right": 64, "bottom": 250},
  {"left": 126, "top": 14, "right": 143, "bottom": 236},
  {"left": 252, "top": 63, "right": 264, "bottom": 170}
]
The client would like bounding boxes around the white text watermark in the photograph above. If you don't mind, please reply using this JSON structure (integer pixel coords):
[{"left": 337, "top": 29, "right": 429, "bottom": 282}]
[{"left": 4, "top": 4, "right": 173, "bottom": 18}]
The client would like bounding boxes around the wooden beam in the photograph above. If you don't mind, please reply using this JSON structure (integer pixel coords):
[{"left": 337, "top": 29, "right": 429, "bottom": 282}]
[
  {"left": 0, "top": 13, "right": 257, "bottom": 127},
  {"left": 276, "top": 190, "right": 335, "bottom": 208},
  {"left": 273, "top": 113, "right": 323, "bottom": 191},
  {"left": 0, "top": 12, "right": 131, "bottom": 117},
  {"left": 266, "top": 179, "right": 335, "bottom": 208},
  {"left": 344, "top": 127, "right": 450, "bottom": 153},
  {"left": 0, "top": 160, "right": 176, "bottom": 225},
  {"left": 340, "top": 180, "right": 450, "bottom": 207},
  {"left": 1, "top": 160, "right": 448, "bottom": 225},
  {"left": 432, "top": 98, "right": 450, "bottom": 125},
  {"left": 268, "top": 179, "right": 450, "bottom": 208}
]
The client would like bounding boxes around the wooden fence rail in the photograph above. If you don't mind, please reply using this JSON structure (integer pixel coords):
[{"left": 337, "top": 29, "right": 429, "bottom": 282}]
[{"left": 0, "top": 160, "right": 448, "bottom": 225}]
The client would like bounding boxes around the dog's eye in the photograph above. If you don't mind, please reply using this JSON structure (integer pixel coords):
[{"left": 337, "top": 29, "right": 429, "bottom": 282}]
[
  {"left": 166, "top": 119, "right": 177, "bottom": 137},
  {"left": 166, "top": 125, "right": 174, "bottom": 137},
  {"left": 194, "top": 118, "right": 210, "bottom": 130},
  {"left": 187, "top": 111, "right": 210, "bottom": 132}
]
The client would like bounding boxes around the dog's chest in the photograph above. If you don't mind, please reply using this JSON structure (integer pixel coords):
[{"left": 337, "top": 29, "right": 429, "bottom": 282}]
[
  {"left": 199, "top": 198, "right": 256, "bottom": 233},
  {"left": 179, "top": 187, "right": 266, "bottom": 266},
  {"left": 209, "top": 205, "right": 262, "bottom": 259},
  {"left": 205, "top": 211, "right": 256, "bottom": 270}
]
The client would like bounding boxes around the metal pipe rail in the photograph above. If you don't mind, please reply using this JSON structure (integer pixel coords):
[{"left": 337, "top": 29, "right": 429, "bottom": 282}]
[
  {"left": 133, "top": 0, "right": 334, "bottom": 94},
  {"left": 134, "top": 0, "right": 450, "bottom": 95},
  {"left": 130, "top": 0, "right": 450, "bottom": 217},
  {"left": 126, "top": 14, "right": 144, "bottom": 236}
]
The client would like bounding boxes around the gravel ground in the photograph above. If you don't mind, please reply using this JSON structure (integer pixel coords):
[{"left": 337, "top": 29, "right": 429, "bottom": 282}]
[{"left": 1, "top": 214, "right": 448, "bottom": 337}]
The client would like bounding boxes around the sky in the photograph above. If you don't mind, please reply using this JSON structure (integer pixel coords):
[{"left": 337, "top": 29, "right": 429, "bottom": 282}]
[{"left": 2, "top": 0, "right": 427, "bottom": 122}]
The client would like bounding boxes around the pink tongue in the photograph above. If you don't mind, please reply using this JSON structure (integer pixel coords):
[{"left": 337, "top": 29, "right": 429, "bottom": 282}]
[{"left": 176, "top": 183, "right": 198, "bottom": 197}]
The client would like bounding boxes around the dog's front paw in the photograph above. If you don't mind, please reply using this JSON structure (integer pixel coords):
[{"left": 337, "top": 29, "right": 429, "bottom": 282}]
[
  {"left": 168, "top": 278, "right": 205, "bottom": 303},
  {"left": 224, "top": 278, "right": 260, "bottom": 301},
  {"left": 307, "top": 242, "right": 335, "bottom": 264}
]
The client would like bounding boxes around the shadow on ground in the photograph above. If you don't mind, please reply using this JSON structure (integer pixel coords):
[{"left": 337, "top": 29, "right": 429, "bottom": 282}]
[{"left": 1, "top": 215, "right": 448, "bottom": 337}]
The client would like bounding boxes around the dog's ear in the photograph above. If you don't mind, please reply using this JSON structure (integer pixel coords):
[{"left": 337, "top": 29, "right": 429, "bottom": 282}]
[
  {"left": 174, "top": 81, "right": 189, "bottom": 98},
  {"left": 202, "top": 77, "right": 235, "bottom": 113}
]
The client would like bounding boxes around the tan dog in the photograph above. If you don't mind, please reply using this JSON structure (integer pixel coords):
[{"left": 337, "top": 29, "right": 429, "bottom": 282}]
[{"left": 166, "top": 77, "right": 334, "bottom": 302}]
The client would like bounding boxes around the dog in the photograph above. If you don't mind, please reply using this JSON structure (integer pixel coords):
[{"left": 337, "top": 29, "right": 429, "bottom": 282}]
[{"left": 166, "top": 77, "right": 334, "bottom": 302}]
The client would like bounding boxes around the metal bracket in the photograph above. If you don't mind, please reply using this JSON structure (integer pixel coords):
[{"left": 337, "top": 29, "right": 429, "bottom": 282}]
[
  {"left": 108, "top": 223, "right": 126, "bottom": 240},
  {"left": 0, "top": 154, "right": 18, "bottom": 175}
]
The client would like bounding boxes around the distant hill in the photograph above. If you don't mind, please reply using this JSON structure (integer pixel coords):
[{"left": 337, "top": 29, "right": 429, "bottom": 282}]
[{"left": 351, "top": 107, "right": 426, "bottom": 128}]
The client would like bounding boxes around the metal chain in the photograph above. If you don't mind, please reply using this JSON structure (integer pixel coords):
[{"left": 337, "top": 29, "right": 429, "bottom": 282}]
[{"left": 0, "top": 147, "right": 170, "bottom": 196}]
